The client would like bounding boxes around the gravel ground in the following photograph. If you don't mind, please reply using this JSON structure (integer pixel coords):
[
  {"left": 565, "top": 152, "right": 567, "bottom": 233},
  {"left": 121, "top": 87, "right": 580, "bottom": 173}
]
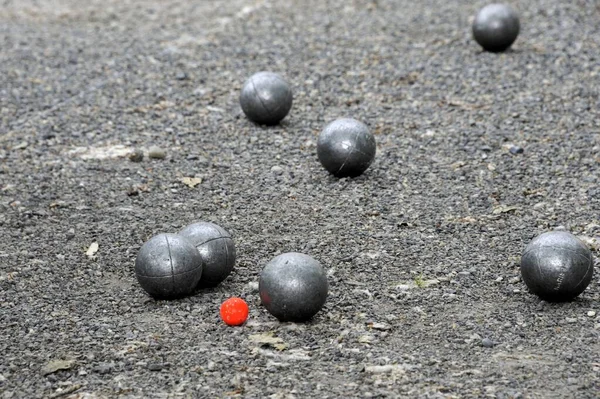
[{"left": 1, "top": 0, "right": 599, "bottom": 397}]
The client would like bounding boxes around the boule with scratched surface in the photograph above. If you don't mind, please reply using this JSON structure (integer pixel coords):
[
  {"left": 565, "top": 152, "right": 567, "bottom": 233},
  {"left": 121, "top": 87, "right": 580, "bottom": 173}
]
[
  {"left": 240, "top": 71, "right": 293, "bottom": 125},
  {"left": 317, "top": 118, "right": 376, "bottom": 178},
  {"left": 521, "top": 231, "right": 594, "bottom": 302},
  {"left": 259, "top": 252, "right": 328, "bottom": 322},
  {"left": 135, "top": 233, "right": 203, "bottom": 299},
  {"left": 179, "top": 222, "right": 236, "bottom": 287}
]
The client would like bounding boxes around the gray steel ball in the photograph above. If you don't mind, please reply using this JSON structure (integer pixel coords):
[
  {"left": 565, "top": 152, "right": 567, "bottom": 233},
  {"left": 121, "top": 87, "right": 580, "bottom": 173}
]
[
  {"left": 135, "top": 233, "right": 203, "bottom": 299},
  {"left": 472, "top": 4, "right": 520, "bottom": 52},
  {"left": 240, "top": 72, "right": 293, "bottom": 126},
  {"left": 521, "top": 231, "right": 594, "bottom": 302},
  {"left": 259, "top": 252, "right": 328, "bottom": 322},
  {"left": 317, "top": 118, "right": 376, "bottom": 178},
  {"left": 179, "top": 222, "right": 236, "bottom": 287}
]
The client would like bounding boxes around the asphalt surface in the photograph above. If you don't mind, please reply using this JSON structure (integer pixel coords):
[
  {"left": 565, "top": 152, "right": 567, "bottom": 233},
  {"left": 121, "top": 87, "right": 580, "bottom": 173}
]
[{"left": 1, "top": 0, "right": 599, "bottom": 398}]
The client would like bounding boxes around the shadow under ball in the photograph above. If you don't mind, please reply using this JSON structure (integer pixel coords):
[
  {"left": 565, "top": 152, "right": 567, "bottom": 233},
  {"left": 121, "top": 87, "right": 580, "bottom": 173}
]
[
  {"left": 472, "top": 4, "right": 520, "bottom": 52},
  {"left": 135, "top": 233, "right": 203, "bottom": 299},
  {"left": 259, "top": 252, "right": 328, "bottom": 322},
  {"left": 240, "top": 72, "right": 293, "bottom": 126},
  {"left": 521, "top": 231, "right": 594, "bottom": 302},
  {"left": 179, "top": 222, "right": 236, "bottom": 287},
  {"left": 317, "top": 118, "right": 376, "bottom": 178}
]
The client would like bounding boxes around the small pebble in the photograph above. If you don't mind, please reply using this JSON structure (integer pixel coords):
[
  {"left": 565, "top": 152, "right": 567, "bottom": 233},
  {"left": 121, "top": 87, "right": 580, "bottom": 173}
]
[
  {"left": 176, "top": 71, "right": 188, "bottom": 81},
  {"left": 481, "top": 338, "right": 494, "bottom": 348},
  {"left": 148, "top": 363, "right": 167, "bottom": 371},
  {"left": 509, "top": 145, "right": 524, "bottom": 155},
  {"left": 93, "top": 363, "right": 114, "bottom": 374},
  {"left": 66, "top": 228, "right": 76, "bottom": 241},
  {"left": 148, "top": 146, "right": 166, "bottom": 160},
  {"left": 271, "top": 165, "right": 284, "bottom": 175},
  {"left": 129, "top": 149, "right": 144, "bottom": 163},
  {"left": 587, "top": 311, "right": 596, "bottom": 317}
]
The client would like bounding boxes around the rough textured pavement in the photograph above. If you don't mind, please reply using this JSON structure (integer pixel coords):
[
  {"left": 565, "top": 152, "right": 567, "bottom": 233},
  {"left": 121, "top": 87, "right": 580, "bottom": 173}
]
[{"left": 1, "top": 0, "right": 599, "bottom": 397}]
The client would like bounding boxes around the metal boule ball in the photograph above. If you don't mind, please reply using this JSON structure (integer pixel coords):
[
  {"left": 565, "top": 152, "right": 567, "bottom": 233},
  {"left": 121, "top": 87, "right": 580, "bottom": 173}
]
[
  {"left": 135, "top": 233, "right": 203, "bottom": 299},
  {"left": 317, "top": 118, "right": 376, "bottom": 178},
  {"left": 521, "top": 231, "right": 594, "bottom": 302},
  {"left": 240, "top": 72, "right": 293, "bottom": 126},
  {"left": 472, "top": 4, "right": 520, "bottom": 52},
  {"left": 179, "top": 222, "right": 236, "bottom": 287},
  {"left": 259, "top": 252, "right": 328, "bottom": 322}
]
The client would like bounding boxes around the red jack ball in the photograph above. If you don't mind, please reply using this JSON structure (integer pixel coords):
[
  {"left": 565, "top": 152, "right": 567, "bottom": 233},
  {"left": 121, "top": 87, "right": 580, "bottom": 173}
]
[{"left": 220, "top": 297, "right": 249, "bottom": 326}]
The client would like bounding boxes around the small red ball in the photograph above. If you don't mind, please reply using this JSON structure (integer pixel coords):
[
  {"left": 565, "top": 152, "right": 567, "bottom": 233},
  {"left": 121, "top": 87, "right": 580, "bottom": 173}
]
[{"left": 220, "top": 297, "right": 249, "bottom": 326}]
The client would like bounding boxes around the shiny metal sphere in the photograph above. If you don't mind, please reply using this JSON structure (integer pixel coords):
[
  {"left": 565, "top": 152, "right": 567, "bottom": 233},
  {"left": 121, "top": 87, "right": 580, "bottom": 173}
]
[
  {"left": 259, "top": 252, "right": 328, "bottom": 322},
  {"left": 521, "top": 231, "right": 594, "bottom": 302},
  {"left": 135, "top": 233, "right": 203, "bottom": 299},
  {"left": 240, "top": 72, "right": 293, "bottom": 126},
  {"left": 472, "top": 4, "right": 520, "bottom": 52},
  {"left": 179, "top": 222, "right": 236, "bottom": 287},
  {"left": 317, "top": 118, "right": 376, "bottom": 178}
]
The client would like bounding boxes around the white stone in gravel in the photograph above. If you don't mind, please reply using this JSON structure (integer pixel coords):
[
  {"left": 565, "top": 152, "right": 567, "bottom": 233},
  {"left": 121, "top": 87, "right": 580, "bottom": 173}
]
[
  {"left": 587, "top": 311, "right": 596, "bottom": 317},
  {"left": 369, "top": 322, "right": 391, "bottom": 331},
  {"left": 69, "top": 145, "right": 132, "bottom": 160},
  {"left": 41, "top": 359, "right": 76, "bottom": 375},
  {"left": 282, "top": 323, "right": 306, "bottom": 331},
  {"left": 148, "top": 146, "right": 166, "bottom": 159},
  {"left": 358, "top": 334, "right": 375, "bottom": 344},
  {"left": 271, "top": 165, "right": 283, "bottom": 175},
  {"left": 206, "top": 106, "right": 225, "bottom": 113},
  {"left": 364, "top": 251, "right": 381, "bottom": 259},
  {"left": 585, "top": 223, "right": 600, "bottom": 232},
  {"left": 467, "top": 333, "right": 481, "bottom": 343},
  {"left": 12, "top": 141, "right": 28, "bottom": 150},
  {"left": 255, "top": 348, "right": 311, "bottom": 361},
  {"left": 266, "top": 360, "right": 289, "bottom": 368},
  {"left": 578, "top": 236, "right": 597, "bottom": 250},
  {"left": 566, "top": 318, "right": 577, "bottom": 323}
]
